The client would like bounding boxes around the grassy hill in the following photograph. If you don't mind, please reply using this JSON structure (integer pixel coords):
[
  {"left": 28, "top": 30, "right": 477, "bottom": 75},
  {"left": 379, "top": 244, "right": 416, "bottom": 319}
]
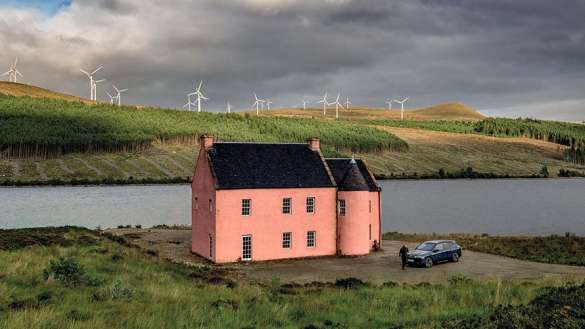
[
  {"left": 0, "top": 81, "right": 90, "bottom": 103},
  {"left": 0, "top": 85, "right": 584, "bottom": 185},
  {"left": 259, "top": 102, "right": 485, "bottom": 121}
]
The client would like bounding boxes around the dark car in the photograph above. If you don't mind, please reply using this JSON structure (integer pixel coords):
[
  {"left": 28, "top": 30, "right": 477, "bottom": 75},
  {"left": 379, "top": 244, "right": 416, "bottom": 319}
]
[{"left": 406, "top": 240, "right": 462, "bottom": 268}]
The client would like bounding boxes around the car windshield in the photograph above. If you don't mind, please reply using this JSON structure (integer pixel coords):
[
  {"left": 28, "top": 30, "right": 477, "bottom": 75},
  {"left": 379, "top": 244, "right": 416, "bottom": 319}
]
[{"left": 416, "top": 242, "right": 436, "bottom": 251}]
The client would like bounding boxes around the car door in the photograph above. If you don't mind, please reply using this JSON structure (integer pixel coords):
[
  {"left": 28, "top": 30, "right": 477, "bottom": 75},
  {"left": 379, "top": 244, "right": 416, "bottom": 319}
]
[
  {"left": 441, "top": 242, "right": 453, "bottom": 261},
  {"left": 431, "top": 243, "right": 444, "bottom": 262}
]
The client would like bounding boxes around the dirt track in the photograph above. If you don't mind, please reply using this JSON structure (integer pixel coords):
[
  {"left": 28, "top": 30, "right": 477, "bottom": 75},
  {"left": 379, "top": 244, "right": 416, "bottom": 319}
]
[{"left": 109, "top": 228, "right": 585, "bottom": 284}]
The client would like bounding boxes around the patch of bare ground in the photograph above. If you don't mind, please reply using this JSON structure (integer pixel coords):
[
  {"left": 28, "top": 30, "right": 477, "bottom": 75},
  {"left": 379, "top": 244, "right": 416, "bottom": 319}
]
[{"left": 106, "top": 229, "right": 585, "bottom": 284}]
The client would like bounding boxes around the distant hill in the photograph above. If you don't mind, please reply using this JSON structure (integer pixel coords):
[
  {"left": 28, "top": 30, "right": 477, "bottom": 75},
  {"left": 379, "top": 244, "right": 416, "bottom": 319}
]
[
  {"left": 0, "top": 81, "right": 90, "bottom": 103},
  {"left": 262, "top": 102, "right": 485, "bottom": 121},
  {"left": 412, "top": 103, "right": 485, "bottom": 120}
]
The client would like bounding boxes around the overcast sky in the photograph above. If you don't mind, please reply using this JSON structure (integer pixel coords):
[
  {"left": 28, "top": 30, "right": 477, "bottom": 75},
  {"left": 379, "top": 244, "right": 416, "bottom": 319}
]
[{"left": 1, "top": 0, "right": 584, "bottom": 121}]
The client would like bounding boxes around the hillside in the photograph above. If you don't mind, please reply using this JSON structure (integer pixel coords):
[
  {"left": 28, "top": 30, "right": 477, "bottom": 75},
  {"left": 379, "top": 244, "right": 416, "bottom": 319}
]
[
  {"left": 0, "top": 86, "right": 584, "bottom": 185},
  {"left": 0, "top": 81, "right": 90, "bottom": 103},
  {"left": 260, "top": 102, "right": 485, "bottom": 121}
]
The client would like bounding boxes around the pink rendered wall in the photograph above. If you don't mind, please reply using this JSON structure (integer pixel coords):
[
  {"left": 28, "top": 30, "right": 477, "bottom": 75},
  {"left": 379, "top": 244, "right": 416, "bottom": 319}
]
[
  {"left": 369, "top": 192, "right": 381, "bottom": 249},
  {"left": 191, "top": 148, "right": 216, "bottom": 261},
  {"left": 338, "top": 191, "right": 371, "bottom": 256},
  {"left": 214, "top": 187, "right": 337, "bottom": 263}
]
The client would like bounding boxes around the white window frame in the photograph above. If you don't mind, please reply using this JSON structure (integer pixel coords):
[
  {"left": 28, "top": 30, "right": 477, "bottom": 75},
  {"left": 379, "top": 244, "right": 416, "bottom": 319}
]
[
  {"left": 306, "top": 197, "right": 315, "bottom": 214},
  {"left": 241, "top": 199, "right": 251, "bottom": 216},
  {"left": 307, "top": 231, "right": 316, "bottom": 248},
  {"left": 282, "top": 198, "right": 292, "bottom": 214},
  {"left": 282, "top": 232, "right": 292, "bottom": 249},
  {"left": 338, "top": 199, "right": 346, "bottom": 216},
  {"left": 242, "top": 235, "right": 252, "bottom": 261}
]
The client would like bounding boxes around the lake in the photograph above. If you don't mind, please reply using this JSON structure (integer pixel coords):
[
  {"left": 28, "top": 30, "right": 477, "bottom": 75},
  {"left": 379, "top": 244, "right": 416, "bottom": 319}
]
[{"left": 1, "top": 179, "right": 584, "bottom": 235}]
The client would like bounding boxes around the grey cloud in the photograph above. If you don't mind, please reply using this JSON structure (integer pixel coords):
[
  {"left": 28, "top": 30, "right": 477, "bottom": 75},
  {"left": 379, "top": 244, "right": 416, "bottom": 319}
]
[{"left": 0, "top": 0, "right": 583, "bottom": 121}]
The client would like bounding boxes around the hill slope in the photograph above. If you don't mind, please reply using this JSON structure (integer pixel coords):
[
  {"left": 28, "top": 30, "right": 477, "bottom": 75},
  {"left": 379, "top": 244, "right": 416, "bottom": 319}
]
[
  {"left": 0, "top": 81, "right": 90, "bottom": 103},
  {"left": 262, "top": 102, "right": 485, "bottom": 121}
]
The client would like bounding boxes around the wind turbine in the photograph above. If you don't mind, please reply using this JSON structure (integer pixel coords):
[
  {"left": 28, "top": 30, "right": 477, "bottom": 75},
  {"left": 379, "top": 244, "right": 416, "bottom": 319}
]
[
  {"left": 252, "top": 93, "right": 265, "bottom": 116},
  {"left": 193, "top": 81, "right": 208, "bottom": 112},
  {"left": 184, "top": 91, "right": 197, "bottom": 111},
  {"left": 385, "top": 100, "right": 393, "bottom": 111},
  {"left": 80, "top": 65, "right": 103, "bottom": 101},
  {"left": 317, "top": 93, "right": 329, "bottom": 116},
  {"left": 93, "top": 79, "right": 106, "bottom": 101},
  {"left": 393, "top": 98, "right": 409, "bottom": 120},
  {"left": 105, "top": 90, "right": 117, "bottom": 105},
  {"left": 329, "top": 93, "right": 345, "bottom": 119},
  {"left": 345, "top": 96, "right": 351, "bottom": 110},
  {"left": 302, "top": 100, "right": 307, "bottom": 110},
  {"left": 227, "top": 102, "right": 232, "bottom": 113},
  {"left": 265, "top": 98, "right": 273, "bottom": 111},
  {"left": 113, "top": 85, "right": 128, "bottom": 106},
  {"left": 2, "top": 58, "right": 23, "bottom": 83}
]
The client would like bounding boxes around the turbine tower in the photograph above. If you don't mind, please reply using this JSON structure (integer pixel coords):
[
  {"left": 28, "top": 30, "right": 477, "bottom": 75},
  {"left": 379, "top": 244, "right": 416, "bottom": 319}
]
[
  {"left": 93, "top": 79, "right": 106, "bottom": 101},
  {"left": 252, "top": 93, "right": 265, "bottom": 116},
  {"left": 184, "top": 91, "right": 197, "bottom": 111},
  {"left": 80, "top": 65, "right": 103, "bottom": 101},
  {"left": 227, "top": 102, "right": 232, "bottom": 113},
  {"left": 2, "top": 58, "right": 23, "bottom": 83},
  {"left": 345, "top": 96, "right": 351, "bottom": 110},
  {"left": 302, "top": 100, "right": 307, "bottom": 110},
  {"left": 105, "top": 90, "right": 117, "bottom": 105},
  {"left": 385, "top": 100, "right": 393, "bottom": 111},
  {"left": 265, "top": 98, "right": 273, "bottom": 111},
  {"left": 393, "top": 98, "right": 409, "bottom": 120},
  {"left": 194, "top": 81, "right": 208, "bottom": 112},
  {"left": 330, "top": 93, "right": 345, "bottom": 119},
  {"left": 113, "top": 85, "right": 128, "bottom": 106},
  {"left": 317, "top": 93, "right": 329, "bottom": 116}
]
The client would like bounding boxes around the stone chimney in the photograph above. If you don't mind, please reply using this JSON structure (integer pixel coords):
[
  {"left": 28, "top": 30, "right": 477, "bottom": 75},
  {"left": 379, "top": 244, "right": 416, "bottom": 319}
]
[
  {"left": 200, "top": 134, "right": 214, "bottom": 150},
  {"left": 307, "top": 137, "right": 320, "bottom": 151}
]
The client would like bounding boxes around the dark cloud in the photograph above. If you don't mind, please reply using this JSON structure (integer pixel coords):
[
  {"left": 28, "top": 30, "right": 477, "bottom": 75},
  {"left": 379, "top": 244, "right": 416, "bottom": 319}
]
[{"left": 0, "top": 0, "right": 583, "bottom": 121}]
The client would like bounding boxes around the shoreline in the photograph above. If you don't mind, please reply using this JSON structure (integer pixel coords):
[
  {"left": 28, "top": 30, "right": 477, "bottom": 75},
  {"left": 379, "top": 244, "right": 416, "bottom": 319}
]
[{"left": 2, "top": 174, "right": 584, "bottom": 188}]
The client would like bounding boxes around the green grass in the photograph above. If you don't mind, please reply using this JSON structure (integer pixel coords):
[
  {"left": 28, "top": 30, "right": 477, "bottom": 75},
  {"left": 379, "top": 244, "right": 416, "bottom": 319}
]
[
  {"left": 0, "top": 227, "right": 575, "bottom": 329},
  {"left": 383, "top": 232, "right": 585, "bottom": 266},
  {"left": 0, "top": 95, "right": 407, "bottom": 159}
]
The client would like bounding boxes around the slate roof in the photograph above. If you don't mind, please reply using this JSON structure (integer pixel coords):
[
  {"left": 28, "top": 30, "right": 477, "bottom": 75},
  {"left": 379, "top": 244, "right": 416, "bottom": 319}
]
[
  {"left": 207, "top": 143, "right": 336, "bottom": 189},
  {"left": 326, "top": 158, "right": 381, "bottom": 192}
]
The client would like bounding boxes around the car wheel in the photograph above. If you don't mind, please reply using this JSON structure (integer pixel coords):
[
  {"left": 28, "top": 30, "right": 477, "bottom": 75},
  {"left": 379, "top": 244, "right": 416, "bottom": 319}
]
[
  {"left": 425, "top": 257, "right": 433, "bottom": 268},
  {"left": 451, "top": 253, "right": 459, "bottom": 262}
]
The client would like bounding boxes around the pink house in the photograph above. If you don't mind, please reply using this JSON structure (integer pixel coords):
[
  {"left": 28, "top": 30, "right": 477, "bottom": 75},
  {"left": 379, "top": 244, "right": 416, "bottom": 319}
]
[{"left": 191, "top": 135, "right": 381, "bottom": 263}]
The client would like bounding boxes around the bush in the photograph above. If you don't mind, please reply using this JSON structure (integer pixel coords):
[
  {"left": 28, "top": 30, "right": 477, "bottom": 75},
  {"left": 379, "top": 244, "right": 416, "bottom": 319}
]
[{"left": 42, "top": 257, "right": 87, "bottom": 287}]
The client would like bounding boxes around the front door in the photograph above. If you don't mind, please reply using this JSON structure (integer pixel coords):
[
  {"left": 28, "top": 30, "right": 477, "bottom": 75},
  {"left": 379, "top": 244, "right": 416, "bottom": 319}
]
[{"left": 242, "top": 235, "right": 252, "bottom": 261}]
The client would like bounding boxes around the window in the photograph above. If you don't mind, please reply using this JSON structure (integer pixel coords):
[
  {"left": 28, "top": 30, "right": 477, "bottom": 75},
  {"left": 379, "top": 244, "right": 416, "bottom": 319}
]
[
  {"left": 282, "top": 232, "right": 292, "bottom": 249},
  {"left": 369, "top": 224, "right": 372, "bottom": 240},
  {"left": 282, "top": 198, "right": 292, "bottom": 214},
  {"left": 194, "top": 197, "right": 199, "bottom": 211},
  {"left": 209, "top": 199, "right": 213, "bottom": 212},
  {"left": 338, "top": 199, "right": 346, "bottom": 216},
  {"left": 306, "top": 197, "right": 315, "bottom": 213},
  {"left": 209, "top": 234, "right": 213, "bottom": 257},
  {"left": 241, "top": 199, "right": 251, "bottom": 216},
  {"left": 369, "top": 200, "right": 372, "bottom": 213},
  {"left": 307, "top": 231, "right": 316, "bottom": 248},
  {"left": 242, "top": 235, "right": 252, "bottom": 261}
]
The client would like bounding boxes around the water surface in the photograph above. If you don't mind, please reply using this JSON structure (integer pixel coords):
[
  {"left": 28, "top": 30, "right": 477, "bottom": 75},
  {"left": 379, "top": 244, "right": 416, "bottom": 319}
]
[{"left": 1, "top": 179, "right": 584, "bottom": 235}]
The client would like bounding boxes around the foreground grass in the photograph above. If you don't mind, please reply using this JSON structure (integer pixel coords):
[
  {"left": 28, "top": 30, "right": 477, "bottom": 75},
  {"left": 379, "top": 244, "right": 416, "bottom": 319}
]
[
  {"left": 0, "top": 228, "right": 577, "bottom": 329},
  {"left": 383, "top": 232, "right": 585, "bottom": 266}
]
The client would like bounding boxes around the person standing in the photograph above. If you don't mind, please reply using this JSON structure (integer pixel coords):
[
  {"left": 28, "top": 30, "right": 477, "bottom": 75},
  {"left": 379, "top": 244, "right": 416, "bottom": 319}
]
[{"left": 399, "top": 245, "right": 409, "bottom": 270}]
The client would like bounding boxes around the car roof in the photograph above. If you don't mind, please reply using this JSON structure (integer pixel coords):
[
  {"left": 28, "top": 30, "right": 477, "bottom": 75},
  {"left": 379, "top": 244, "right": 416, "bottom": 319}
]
[{"left": 423, "top": 240, "right": 455, "bottom": 244}]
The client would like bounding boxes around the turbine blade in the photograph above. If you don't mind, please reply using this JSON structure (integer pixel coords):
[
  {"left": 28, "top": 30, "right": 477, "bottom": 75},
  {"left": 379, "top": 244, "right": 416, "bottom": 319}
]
[
  {"left": 197, "top": 80, "right": 203, "bottom": 91},
  {"left": 119, "top": 89, "right": 128, "bottom": 92},
  {"left": 14, "top": 57, "right": 18, "bottom": 66},
  {"left": 91, "top": 65, "right": 104, "bottom": 75},
  {"left": 15, "top": 70, "right": 23, "bottom": 77},
  {"left": 80, "top": 69, "right": 90, "bottom": 76}
]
